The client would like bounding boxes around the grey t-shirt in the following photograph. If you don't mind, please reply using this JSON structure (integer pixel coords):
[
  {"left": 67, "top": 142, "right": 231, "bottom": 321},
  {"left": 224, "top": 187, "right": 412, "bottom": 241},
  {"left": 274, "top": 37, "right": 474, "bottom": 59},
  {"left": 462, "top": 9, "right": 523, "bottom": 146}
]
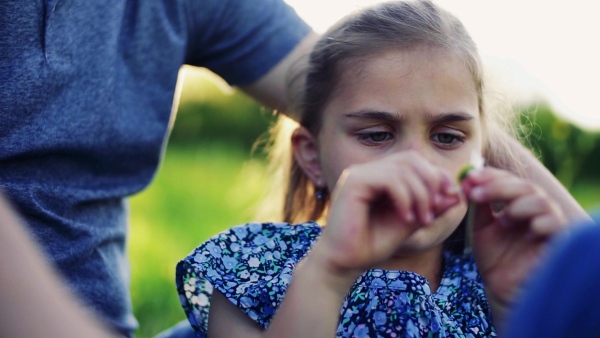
[{"left": 0, "top": 0, "right": 310, "bottom": 335}]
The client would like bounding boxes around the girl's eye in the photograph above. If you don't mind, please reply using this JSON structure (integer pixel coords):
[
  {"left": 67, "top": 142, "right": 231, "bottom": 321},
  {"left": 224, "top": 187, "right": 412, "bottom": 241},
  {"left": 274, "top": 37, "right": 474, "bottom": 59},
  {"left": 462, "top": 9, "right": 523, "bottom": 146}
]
[
  {"left": 437, "top": 133, "right": 456, "bottom": 144},
  {"left": 358, "top": 132, "right": 393, "bottom": 145},
  {"left": 369, "top": 132, "right": 390, "bottom": 142},
  {"left": 431, "top": 133, "right": 464, "bottom": 148}
]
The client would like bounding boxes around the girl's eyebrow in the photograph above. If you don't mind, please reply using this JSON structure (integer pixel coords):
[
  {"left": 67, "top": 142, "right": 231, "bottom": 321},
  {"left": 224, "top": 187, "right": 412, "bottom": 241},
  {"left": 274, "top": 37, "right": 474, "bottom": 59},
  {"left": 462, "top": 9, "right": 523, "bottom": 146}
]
[
  {"left": 342, "top": 110, "right": 402, "bottom": 123},
  {"left": 342, "top": 110, "right": 475, "bottom": 124},
  {"left": 426, "top": 112, "right": 474, "bottom": 124}
]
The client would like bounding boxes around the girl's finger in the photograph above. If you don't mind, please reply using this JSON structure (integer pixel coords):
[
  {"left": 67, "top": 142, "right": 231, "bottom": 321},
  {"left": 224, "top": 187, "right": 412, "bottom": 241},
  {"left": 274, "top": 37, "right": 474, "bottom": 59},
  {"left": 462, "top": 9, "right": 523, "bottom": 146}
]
[
  {"left": 404, "top": 154, "right": 444, "bottom": 194},
  {"left": 460, "top": 167, "right": 499, "bottom": 197},
  {"left": 341, "top": 164, "right": 415, "bottom": 224},
  {"left": 503, "top": 194, "right": 553, "bottom": 222},
  {"left": 469, "top": 176, "right": 536, "bottom": 204},
  {"left": 530, "top": 213, "right": 567, "bottom": 237},
  {"left": 464, "top": 166, "right": 511, "bottom": 184},
  {"left": 385, "top": 174, "right": 414, "bottom": 223},
  {"left": 402, "top": 170, "right": 433, "bottom": 224},
  {"left": 433, "top": 193, "right": 461, "bottom": 216}
]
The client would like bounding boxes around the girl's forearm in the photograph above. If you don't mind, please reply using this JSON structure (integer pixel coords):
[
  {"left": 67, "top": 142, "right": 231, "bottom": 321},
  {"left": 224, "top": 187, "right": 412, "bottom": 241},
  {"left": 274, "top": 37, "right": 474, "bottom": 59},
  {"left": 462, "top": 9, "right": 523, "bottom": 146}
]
[{"left": 263, "top": 241, "right": 359, "bottom": 338}]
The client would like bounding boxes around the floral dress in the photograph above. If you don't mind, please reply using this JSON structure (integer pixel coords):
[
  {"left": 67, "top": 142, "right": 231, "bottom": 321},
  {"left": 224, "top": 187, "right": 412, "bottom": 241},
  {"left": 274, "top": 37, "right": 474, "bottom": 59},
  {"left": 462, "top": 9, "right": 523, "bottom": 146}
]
[{"left": 176, "top": 222, "right": 496, "bottom": 337}]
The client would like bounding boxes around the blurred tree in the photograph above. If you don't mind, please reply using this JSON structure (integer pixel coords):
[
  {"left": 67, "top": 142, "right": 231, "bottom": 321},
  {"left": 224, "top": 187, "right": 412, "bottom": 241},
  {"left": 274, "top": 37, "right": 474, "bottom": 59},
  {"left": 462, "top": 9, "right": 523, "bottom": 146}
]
[
  {"left": 520, "top": 104, "right": 599, "bottom": 189},
  {"left": 168, "top": 67, "right": 276, "bottom": 152}
]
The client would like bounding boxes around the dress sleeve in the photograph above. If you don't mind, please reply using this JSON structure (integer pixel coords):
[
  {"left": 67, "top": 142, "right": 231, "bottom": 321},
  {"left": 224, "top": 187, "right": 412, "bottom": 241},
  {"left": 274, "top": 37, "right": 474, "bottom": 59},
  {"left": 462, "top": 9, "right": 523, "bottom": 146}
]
[
  {"left": 176, "top": 221, "right": 321, "bottom": 336},
  {"left": 184, "top": 0, "right": 312, "bottom": 86}
]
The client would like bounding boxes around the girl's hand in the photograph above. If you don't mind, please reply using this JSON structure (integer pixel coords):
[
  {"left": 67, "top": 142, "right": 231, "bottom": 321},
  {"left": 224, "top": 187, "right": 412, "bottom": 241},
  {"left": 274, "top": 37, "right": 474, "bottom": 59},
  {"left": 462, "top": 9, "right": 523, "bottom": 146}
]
[
  {"left": 461, "top": 167, "right": 567, "bottom": 323},
  {"left": 312, "top": 152, "right": 460, "bottom": 284}
]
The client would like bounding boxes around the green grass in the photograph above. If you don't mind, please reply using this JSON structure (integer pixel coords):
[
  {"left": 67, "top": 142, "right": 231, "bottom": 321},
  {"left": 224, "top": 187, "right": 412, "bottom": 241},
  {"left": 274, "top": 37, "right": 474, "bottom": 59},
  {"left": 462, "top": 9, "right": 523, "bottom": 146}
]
[
  {"left": 129, "top": 144, "right": 269, "bottom": 337},
  {"left": 129, "top": 143, "right": 600, "bottom": 337},
  {"left": 569, "top": 179, "right": 600, "bottom": 211}
]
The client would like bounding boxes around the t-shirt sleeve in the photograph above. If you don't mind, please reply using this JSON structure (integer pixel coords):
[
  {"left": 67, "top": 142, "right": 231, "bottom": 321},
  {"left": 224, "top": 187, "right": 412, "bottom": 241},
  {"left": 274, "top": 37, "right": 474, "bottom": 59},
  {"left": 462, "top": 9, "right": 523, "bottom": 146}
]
[
  {"left": 176, "top": 221, "right": 321, "bottom": 337},
  {"left": 184, "top": 0, "right": 312, "bottom": 86}
]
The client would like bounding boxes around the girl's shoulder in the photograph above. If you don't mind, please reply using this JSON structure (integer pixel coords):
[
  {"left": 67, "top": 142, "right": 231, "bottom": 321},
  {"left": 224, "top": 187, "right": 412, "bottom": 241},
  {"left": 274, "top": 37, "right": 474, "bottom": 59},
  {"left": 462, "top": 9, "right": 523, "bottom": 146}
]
[
  {"left": 175, "top": 221, "right": 322, "bottom": 336},
  {"left": 181, "top": 221, "right": 322, "bottom": 271}
]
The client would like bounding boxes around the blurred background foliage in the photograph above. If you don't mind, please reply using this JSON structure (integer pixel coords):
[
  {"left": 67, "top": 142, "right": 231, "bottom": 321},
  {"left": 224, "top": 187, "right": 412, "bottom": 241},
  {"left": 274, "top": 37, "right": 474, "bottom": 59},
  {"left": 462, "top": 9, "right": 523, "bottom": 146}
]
[{"left": 129, "top": 66, "right": 600, "bottom": 337}]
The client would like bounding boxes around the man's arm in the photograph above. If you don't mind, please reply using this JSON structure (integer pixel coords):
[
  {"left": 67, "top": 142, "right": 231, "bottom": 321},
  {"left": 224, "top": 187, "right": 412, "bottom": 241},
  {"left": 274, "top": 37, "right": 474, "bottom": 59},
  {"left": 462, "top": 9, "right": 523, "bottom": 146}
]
[
  {"left": 240, "top": 31, "right": 320, "bottom": 111},
  {"left": 0, "top": 195, "right": 113, "bottom": 338}
]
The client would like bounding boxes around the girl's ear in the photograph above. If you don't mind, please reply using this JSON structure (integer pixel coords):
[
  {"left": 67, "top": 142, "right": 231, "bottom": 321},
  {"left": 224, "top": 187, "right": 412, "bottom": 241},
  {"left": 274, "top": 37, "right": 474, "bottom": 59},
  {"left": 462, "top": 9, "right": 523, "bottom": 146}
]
[{"left": 292, "top": 127, "right": 324, "bottom": 188}]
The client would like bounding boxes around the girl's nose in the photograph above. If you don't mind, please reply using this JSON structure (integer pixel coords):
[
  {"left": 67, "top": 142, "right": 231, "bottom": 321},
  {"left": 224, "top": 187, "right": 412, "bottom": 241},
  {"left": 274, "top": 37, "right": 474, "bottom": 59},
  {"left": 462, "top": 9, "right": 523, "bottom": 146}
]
[
  {"left": 396, "top": 137, "right": 434, "bottom": 162},
  {"left": 401, "top": 137, "right": 426, "bottom": 154}
]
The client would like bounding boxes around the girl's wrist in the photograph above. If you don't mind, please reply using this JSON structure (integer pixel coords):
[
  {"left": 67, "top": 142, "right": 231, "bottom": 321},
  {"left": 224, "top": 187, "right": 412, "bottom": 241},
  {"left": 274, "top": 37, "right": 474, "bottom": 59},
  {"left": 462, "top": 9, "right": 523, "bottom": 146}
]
[{"left": 301, "top": 241, "right": 363, "bottom": 297}]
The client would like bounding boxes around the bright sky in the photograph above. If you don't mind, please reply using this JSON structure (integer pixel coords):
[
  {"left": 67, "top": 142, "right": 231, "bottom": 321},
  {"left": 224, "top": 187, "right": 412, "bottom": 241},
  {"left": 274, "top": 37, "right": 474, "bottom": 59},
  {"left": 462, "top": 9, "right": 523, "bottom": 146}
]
[{"left": 285, "top": 0, "right": 600, "bottom": 129}]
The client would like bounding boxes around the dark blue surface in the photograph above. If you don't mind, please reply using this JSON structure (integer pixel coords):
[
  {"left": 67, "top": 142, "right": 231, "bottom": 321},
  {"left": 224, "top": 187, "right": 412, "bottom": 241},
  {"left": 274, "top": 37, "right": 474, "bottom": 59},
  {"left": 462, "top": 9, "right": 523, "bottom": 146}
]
[
  {"left": 0, "top": 1, "right": 310, "bottom": 336},
  {"left": 506, "top": 215, "right": 600, "bottom": 338}
]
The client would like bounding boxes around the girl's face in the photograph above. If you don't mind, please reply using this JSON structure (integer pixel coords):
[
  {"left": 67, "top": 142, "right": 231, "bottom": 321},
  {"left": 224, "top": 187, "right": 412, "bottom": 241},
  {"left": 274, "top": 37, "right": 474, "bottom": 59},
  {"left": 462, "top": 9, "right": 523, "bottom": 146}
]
[{"left": 299, "top": 46, "right": 483, "bottom": 253}]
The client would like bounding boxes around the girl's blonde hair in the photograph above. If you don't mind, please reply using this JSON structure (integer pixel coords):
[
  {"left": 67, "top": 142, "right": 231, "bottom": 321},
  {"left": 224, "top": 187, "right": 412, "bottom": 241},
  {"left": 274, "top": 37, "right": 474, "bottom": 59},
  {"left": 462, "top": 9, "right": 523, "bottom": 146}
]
[{"left": 257, "top": 0, "right": 521, "bottom": 224}]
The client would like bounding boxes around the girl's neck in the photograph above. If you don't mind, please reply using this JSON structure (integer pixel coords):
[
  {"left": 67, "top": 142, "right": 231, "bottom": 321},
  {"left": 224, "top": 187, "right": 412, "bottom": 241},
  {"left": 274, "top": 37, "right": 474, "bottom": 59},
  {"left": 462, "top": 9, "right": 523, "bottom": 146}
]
[{"left": 373, "top": 244, "right": 444, "bottom": 292}]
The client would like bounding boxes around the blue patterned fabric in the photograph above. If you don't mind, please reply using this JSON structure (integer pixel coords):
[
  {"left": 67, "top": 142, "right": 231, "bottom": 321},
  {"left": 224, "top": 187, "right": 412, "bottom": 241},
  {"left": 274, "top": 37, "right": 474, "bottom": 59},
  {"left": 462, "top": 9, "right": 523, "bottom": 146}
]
[{"left": 176, "top": 222, "right": 496, "bottom": 337}]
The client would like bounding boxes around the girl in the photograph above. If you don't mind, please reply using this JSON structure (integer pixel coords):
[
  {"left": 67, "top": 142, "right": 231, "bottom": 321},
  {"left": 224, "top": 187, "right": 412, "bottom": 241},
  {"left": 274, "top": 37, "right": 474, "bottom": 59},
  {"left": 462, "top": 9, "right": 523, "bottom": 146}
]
[{"left": 176, "top": 1, "right": 575, "bottom": 337}]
